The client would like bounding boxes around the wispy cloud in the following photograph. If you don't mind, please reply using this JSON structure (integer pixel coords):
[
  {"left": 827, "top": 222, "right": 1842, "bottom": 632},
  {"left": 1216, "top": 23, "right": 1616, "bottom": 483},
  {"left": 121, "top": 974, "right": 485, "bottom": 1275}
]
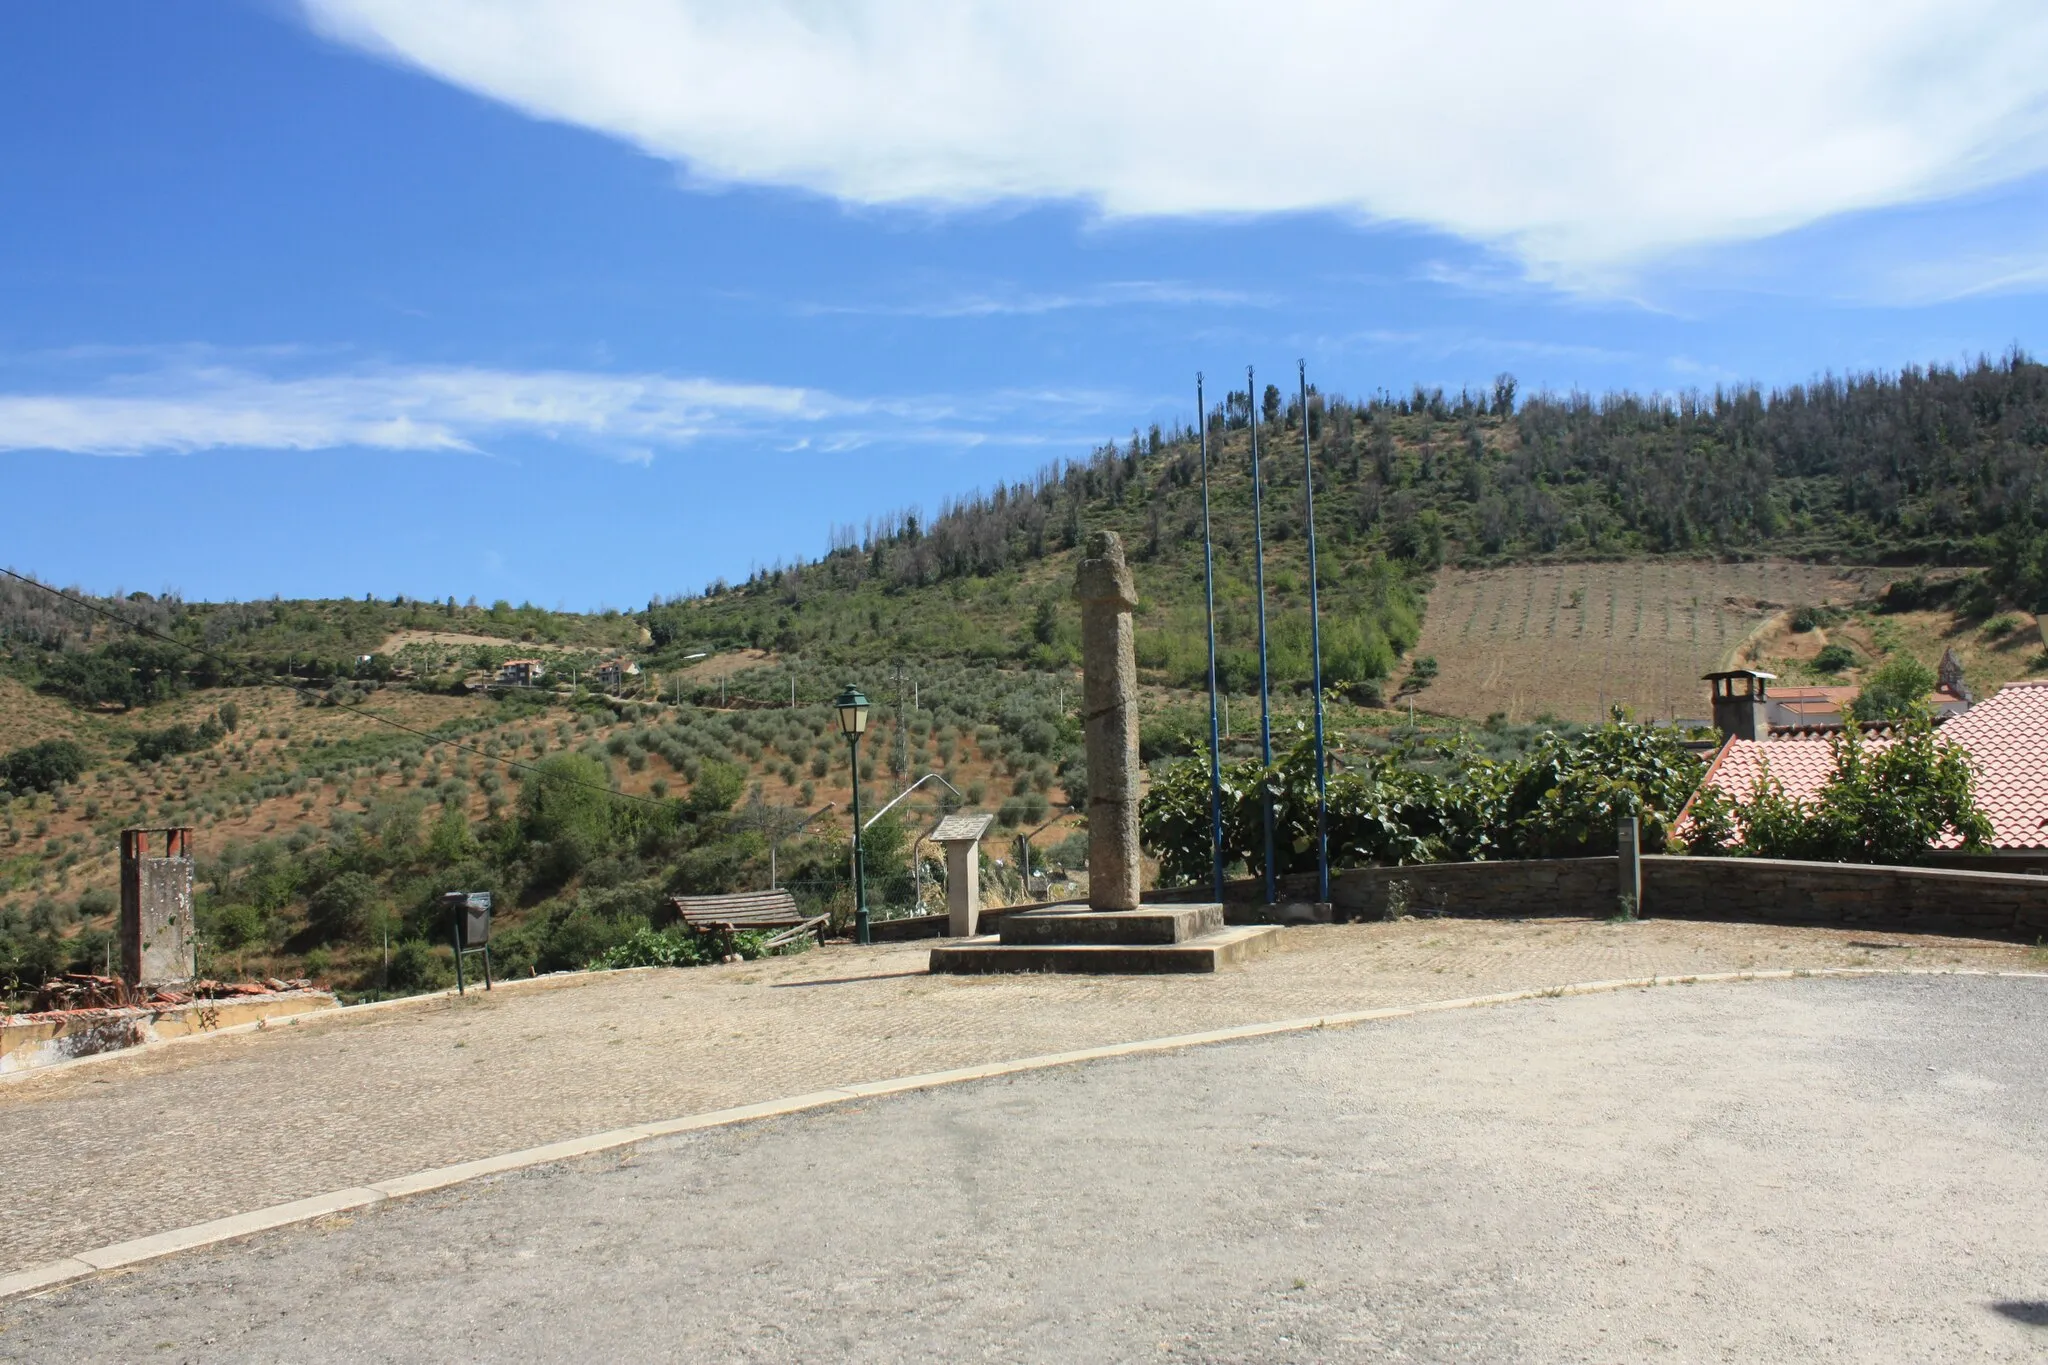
[
  {"left": 300, "top": 0, "right": 2048, "bottom": 288},
  {"left": 0, "top": 359, "right": 1146, "bottom": 460},
  {"left": 797, "top": 279, "right": 1273, "bottom": 319}
]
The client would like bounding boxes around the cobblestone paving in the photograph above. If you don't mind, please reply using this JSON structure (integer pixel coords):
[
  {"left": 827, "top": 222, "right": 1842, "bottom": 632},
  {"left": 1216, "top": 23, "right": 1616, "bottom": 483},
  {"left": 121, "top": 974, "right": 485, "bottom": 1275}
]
[{"left": 4, "top": 917, "right": 2038, "bottom": 1271}]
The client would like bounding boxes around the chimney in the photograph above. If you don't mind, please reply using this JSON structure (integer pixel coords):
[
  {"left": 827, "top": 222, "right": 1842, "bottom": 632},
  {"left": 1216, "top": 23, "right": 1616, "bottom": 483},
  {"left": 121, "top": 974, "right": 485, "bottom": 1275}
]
[{"left": 1704, "top": 670, "right": 1773, "bottom": 742}]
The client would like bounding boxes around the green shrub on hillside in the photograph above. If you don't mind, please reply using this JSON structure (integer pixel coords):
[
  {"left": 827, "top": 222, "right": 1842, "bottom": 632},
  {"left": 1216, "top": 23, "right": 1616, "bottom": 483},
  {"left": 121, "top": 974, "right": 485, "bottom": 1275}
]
[{"left": 0, "top": 739, "right": 88, "bottom": 795}]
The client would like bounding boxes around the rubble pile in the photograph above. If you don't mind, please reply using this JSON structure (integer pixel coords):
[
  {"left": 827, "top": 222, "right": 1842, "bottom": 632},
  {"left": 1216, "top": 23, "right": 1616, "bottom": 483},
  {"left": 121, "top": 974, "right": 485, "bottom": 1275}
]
[{"left": 26, "top": 973, "right": 316, "bottom": 1016}]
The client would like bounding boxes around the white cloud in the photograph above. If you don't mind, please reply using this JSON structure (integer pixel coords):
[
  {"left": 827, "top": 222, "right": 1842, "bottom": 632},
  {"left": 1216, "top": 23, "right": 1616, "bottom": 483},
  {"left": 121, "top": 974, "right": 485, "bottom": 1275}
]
[
  {"left": 797, "top": 280, "right": 1272, "bottom": 318},
  {"left": 0, "top": 361, "right": 1134, "bottom": 458},
  {"left": 0, "top": 364, "right": 857, "bottom": 457},
  {"left": 298, "top": 0, "right": 2048, "bottom": 284}
]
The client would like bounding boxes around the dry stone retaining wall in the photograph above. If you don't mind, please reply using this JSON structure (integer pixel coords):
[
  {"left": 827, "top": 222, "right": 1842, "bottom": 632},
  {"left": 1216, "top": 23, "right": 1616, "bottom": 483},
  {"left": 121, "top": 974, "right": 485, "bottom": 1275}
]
[
  {"left": 1642, "top": 856, "right": 2048, "bottom": 940},
  {"left": 1149, "top": 854, "right": 2048, "bottom": 941}
]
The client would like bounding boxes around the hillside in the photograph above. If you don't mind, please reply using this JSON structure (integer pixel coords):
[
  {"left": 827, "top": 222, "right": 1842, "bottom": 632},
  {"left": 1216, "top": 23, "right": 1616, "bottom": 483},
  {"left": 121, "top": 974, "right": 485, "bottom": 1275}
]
[
  {"left": 6, "top": 351, "right": 2048, "bottom": 1005},
  {"left": 661, "top": 350, "right": 2048, "bottom": 688}
]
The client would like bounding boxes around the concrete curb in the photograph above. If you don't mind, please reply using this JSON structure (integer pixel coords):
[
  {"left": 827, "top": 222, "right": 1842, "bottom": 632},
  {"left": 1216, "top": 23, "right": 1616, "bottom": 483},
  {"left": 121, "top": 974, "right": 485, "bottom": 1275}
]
[{"left": 4, "top": 965, "right": 2043, "bottom": 1303}]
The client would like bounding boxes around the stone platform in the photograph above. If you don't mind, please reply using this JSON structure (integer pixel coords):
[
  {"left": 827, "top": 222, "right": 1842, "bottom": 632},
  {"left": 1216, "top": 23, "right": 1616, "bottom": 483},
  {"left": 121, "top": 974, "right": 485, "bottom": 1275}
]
[{"left": 928, "top": 903, "right": 1280, "bottom": 974}]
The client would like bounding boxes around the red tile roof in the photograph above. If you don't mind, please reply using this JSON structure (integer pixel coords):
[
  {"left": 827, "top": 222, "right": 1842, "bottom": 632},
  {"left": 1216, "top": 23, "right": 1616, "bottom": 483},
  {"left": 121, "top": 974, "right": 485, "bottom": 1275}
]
[
  {"left": 1931, "top": 680, "right": 2048, "bottom": 850},
  {"left": 1700, "top": 681, "right": 2048, "bottom": 850}
]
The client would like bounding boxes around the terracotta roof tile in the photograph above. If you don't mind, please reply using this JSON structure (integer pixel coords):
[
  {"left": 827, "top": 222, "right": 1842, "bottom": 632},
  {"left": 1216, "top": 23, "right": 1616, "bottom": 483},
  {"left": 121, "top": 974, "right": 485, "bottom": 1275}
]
[
  {"left": 1702, "top": 681, "right": 2048, "bottom": 850},
  {"left": 1936, "top": 681, "right": 2048, "bottom": 850}
]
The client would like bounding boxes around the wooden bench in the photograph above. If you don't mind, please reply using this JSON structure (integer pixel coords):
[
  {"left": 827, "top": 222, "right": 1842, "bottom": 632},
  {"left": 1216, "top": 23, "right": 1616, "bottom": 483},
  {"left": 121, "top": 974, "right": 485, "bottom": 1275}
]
[{"left": 667, "top": 890, "right": 828, "bottom": 950}]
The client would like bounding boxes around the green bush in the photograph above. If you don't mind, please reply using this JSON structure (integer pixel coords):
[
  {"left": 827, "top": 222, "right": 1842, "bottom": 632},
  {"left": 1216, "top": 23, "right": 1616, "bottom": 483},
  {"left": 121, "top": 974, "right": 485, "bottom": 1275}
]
[
  {"left": 308, "top": 871, "right": 378, "bottom": 944},
  {"left": 1722, "top": 718, "right": 1991, "bottom": 864},
  {"left": 534, "top": 907, "right": 642, "bottom": 973},
  {"left": 1849, "top": 654, "right": 1937, "bottom": 723},
  {"left": 1812, "top": 644, "right": 1857, "bottom": 673},
  {"left": 203, "top": 902, "right": 268, "bottom": 952},
  {"left": 687, "top": 760, "right": 747, "bottom": 816},
  {"left": 0, "top": 739, "right": 88, "bottom": 795},
  {"left": 1790, "top": 605, "right": 1824, "bottom": 632},
  {"left": 589, "top": 927, "right": 715, "bottom": 969},
  {"left": 130, "top": 720, "right": 223, "bottom": 763},
  {"left": 519, "top": 752, "right": 617, "bottom": 848},
  {"left": 588, "top": 926, "right": 782, "bottom": 970},
  {"left": 1140, "top": 718, "right": 1704, "bottom": 886},
  {"left": 386, "top": 939, "right": 453, "bottom": 992},
  {"left": 1138, "top": 708, "right": 1205, "bottom": 762}
]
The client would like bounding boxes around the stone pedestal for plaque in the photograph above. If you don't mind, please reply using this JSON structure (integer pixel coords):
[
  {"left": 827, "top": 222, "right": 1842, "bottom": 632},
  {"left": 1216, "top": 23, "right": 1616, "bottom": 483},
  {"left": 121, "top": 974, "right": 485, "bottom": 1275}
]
[
  {"left": 930, "top": 532, "right": 1278, "bottom": 975},
  {"left": 929, "top": 811, "right": 995, "bottom": 937}
]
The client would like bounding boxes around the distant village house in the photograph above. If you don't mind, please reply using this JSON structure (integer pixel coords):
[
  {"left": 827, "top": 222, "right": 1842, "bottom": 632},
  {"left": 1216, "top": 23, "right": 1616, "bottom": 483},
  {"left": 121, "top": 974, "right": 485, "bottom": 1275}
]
[
  {"left": 1694, "top": 661, "right": 2048, "bottom": 871},
  {"left": 594, "top": 657, "right": 641, "bottom": 691},
  {"left": 499, "top": 658, "right": 545, "bottom": 687}
]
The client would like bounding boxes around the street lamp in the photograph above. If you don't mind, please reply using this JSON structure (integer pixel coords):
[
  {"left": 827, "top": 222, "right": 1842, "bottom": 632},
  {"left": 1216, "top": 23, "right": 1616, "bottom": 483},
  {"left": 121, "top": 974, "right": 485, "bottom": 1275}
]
[{"left": 836, "top": 684, "right": 872, "bottom": 944}]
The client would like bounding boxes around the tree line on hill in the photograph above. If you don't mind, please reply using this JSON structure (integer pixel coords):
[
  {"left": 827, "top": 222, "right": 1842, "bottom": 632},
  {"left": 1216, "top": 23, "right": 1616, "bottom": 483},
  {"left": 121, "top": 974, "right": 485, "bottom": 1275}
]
[{"left": 663, "top": 349, "right": 2048, "bottom": 678}]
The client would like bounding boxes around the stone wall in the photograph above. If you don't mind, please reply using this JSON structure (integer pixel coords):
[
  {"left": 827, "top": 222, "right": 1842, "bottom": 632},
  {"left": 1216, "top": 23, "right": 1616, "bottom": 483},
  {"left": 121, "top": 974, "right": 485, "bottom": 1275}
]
[
  {"left": 1641, "top": 856, "right": 2048, "bottom": 940},
  {"left": 1149, "top": 855, "right": 2048, "bottom": 941},
  {"left": 1149, "top": 859, "right": 1620, "bottom": 922}
]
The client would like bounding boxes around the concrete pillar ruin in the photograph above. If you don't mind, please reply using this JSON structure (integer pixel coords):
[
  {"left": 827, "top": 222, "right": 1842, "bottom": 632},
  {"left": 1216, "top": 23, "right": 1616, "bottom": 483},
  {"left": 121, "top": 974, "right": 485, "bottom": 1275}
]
[
  {"left": 1075, "top": 530, "right": 1143, "bottom": 911},
  {"left": 120, "top": 827, "right": 196, "bottom": 988}
]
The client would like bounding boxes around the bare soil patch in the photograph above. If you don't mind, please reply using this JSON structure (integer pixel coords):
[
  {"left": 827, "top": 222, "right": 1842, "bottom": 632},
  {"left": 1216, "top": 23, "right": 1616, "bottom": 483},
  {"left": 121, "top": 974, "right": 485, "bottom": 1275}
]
[{"left": 1409, "top": 560, "right": 1885, "bottom": 723}]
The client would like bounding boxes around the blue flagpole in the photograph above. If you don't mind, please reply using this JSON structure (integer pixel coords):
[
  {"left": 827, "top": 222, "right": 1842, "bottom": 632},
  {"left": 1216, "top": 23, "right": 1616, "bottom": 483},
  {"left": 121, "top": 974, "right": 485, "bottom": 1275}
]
[
  {"left": 1198, "top": 374, "right": 1225, "bottom": 904},
  {"left": 1249, "top": 366, "right": 1275, "bottom": 906},
  {"left": 1300, "top": 360, "right": 1329, "bottom": 906}
]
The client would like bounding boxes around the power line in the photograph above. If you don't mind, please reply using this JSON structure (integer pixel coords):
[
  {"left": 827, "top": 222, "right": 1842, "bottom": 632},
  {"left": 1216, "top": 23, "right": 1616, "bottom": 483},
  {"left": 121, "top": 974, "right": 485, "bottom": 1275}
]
[{"left": 0, "top": 566, "right": 677, "bottom": 811}]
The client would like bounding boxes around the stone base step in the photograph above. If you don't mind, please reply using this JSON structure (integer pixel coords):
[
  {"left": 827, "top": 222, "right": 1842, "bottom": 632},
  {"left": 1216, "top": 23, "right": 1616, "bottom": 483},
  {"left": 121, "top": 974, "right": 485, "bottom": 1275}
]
[
  {"left": 999, "top": 903, "right": 1224, "bottom": 946},
  {"left": 928, "top": 925, "right": 1281, "bottom": 975}
]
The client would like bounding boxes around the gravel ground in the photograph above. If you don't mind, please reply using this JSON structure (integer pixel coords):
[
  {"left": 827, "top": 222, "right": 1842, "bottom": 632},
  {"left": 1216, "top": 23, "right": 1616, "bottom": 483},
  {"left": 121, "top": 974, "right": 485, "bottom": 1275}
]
[
  {"left": 6, "top": 973, "right": 2046, "bottom": 1363},
  {"left": 5, "top": 916, "right": 2030, "bottom": 1271}
]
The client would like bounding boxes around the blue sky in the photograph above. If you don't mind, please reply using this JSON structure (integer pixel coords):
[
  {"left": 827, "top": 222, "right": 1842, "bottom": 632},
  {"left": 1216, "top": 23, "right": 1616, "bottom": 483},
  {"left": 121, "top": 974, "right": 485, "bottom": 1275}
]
[{"left": 5, "top": 1, "right": 2048, "bottom": 609}]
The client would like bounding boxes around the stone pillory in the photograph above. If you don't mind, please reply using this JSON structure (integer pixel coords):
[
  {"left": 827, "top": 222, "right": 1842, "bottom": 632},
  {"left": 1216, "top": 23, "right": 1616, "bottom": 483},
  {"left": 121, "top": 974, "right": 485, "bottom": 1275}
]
[
  {"left": 927, "top": 527, "right": 1275, "bottom": 972},
  {"left": 1075, "top": 529, "right": 1143, "bottom": 911}
]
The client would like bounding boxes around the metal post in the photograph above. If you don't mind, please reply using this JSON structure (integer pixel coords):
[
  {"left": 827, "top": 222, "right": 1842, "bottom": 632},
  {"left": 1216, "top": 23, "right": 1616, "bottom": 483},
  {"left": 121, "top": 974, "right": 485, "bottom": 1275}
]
[
  {"left": 849, "top": 733, "right": 870, "bottom": 944},
  {"left": 1249, "top": 365, "right": 1275, "bottom": 905},
  {"left": 452, "top": 919, "right": 466, "bottom": 996},
  {"left": 1197, "top": 372, "right": 1225, "bottom": 903},
  {"left": 1618, "top": 816, "right": 1642, "bottom": 920},
  {"left": 1300, "top": 360, "right": 1329, "bottom": 906}
]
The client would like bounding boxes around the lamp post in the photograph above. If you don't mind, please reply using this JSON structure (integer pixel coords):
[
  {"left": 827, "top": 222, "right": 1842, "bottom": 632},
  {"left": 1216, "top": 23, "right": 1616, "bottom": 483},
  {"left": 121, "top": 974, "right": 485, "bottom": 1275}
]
[{"left": 836, "top": 684, "right": 872, "bottom": 944}]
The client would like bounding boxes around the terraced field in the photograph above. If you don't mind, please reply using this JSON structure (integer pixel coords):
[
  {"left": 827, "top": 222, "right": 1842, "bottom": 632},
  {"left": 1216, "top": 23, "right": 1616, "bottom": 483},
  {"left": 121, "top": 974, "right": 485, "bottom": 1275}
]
[{"left": 1409, "top": 560, "right": 1888, "bottom": 724}]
